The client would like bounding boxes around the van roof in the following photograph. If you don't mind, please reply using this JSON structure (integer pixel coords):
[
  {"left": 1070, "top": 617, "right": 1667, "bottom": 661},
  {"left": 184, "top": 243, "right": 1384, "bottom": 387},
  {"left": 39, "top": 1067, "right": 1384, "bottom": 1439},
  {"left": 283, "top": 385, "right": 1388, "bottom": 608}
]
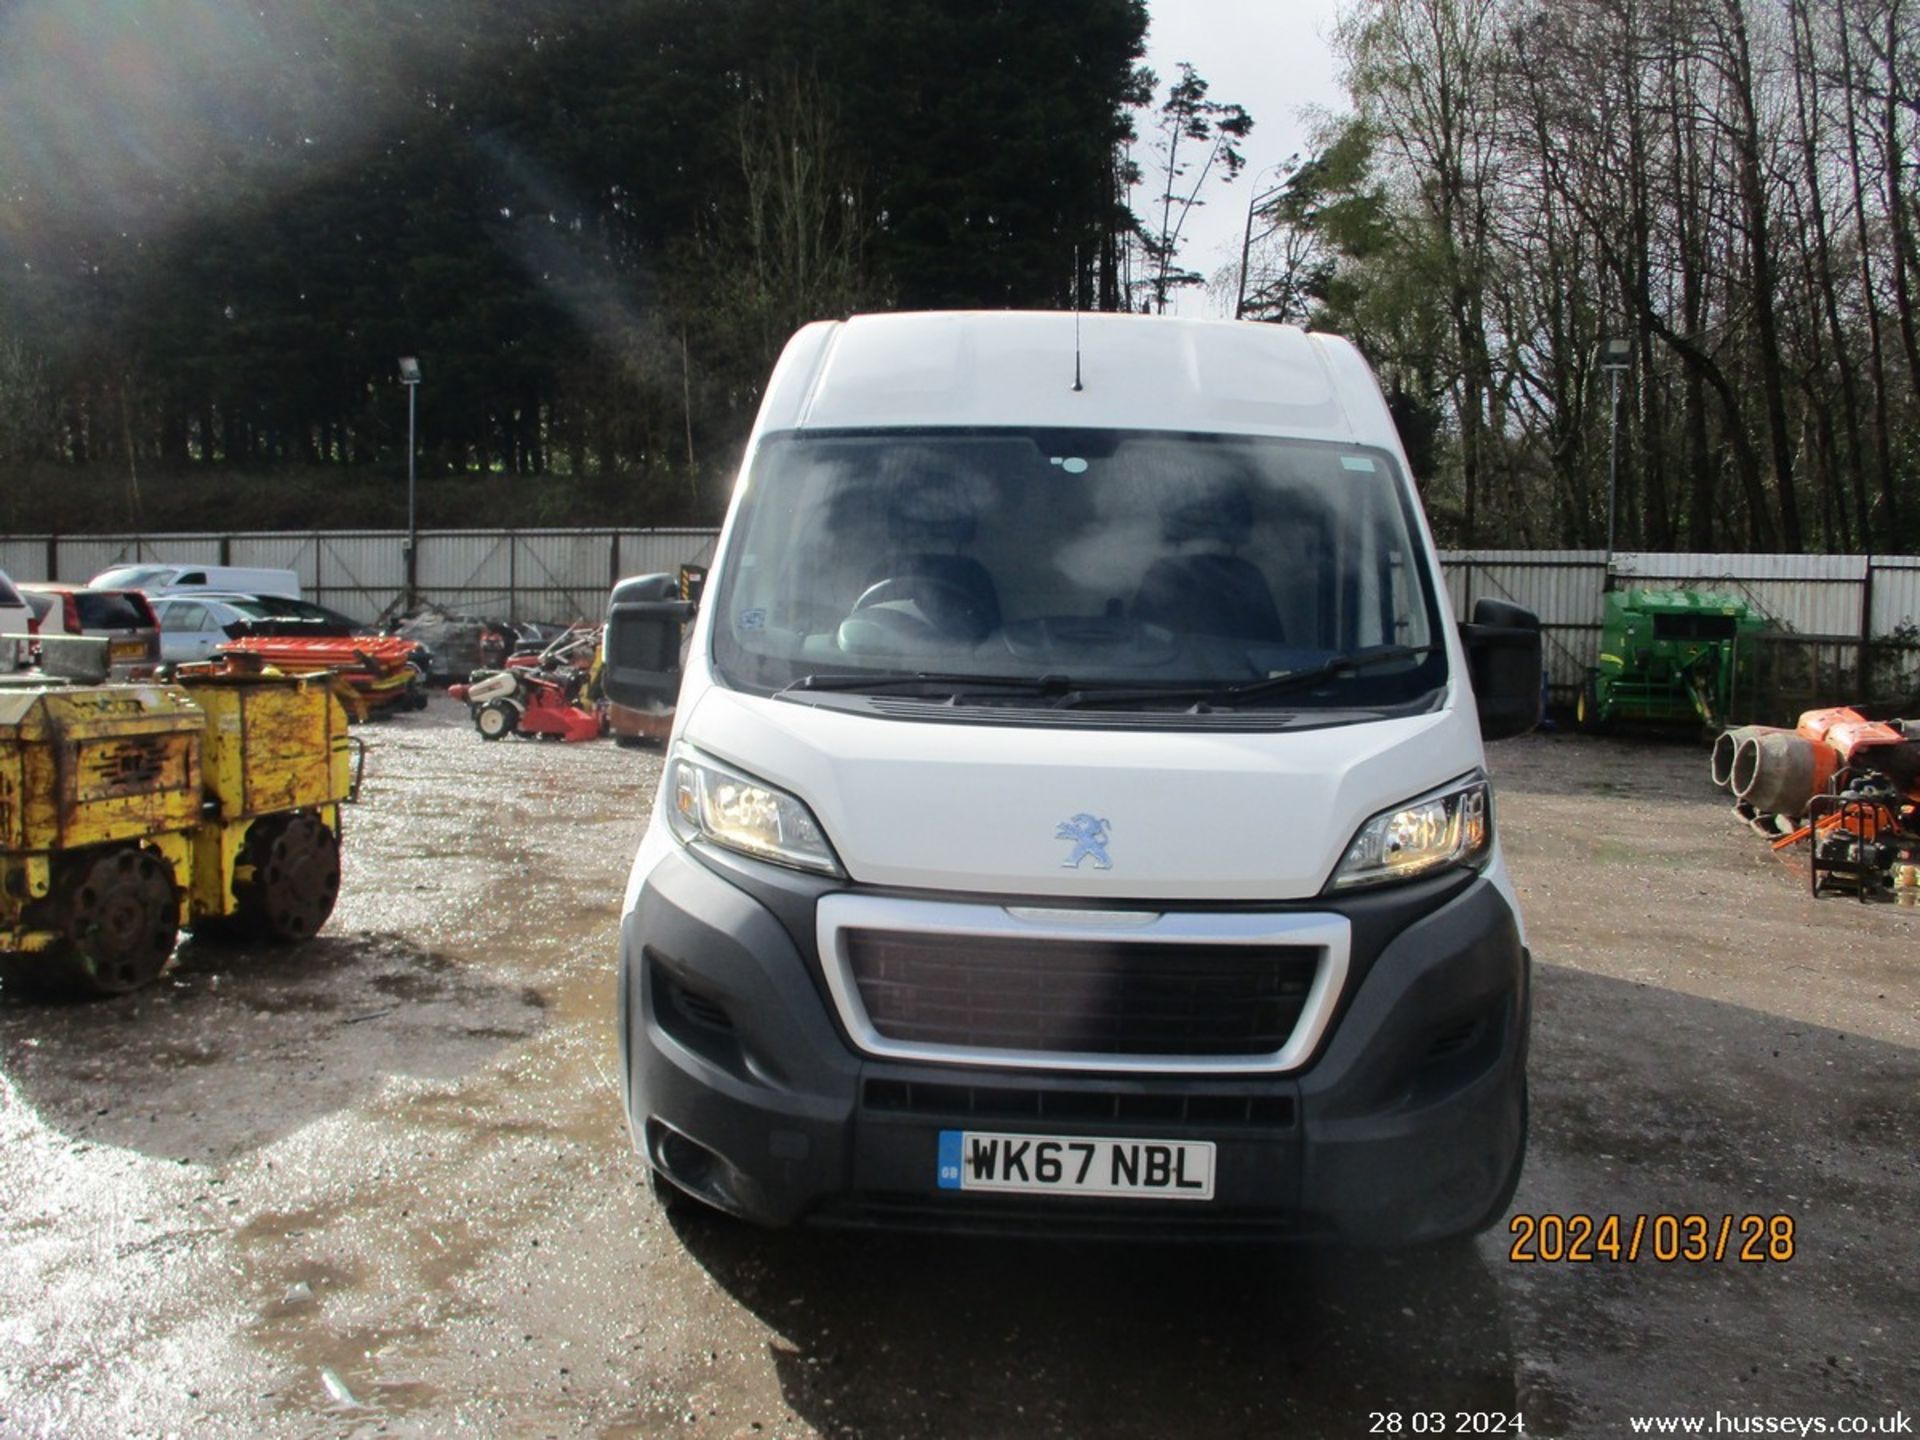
[
  {"left": 764, "top": 311, "right": 1395, "bottom": 449},
  {"left": 90, "top": 564, "right": 300, "bottom": 594}
]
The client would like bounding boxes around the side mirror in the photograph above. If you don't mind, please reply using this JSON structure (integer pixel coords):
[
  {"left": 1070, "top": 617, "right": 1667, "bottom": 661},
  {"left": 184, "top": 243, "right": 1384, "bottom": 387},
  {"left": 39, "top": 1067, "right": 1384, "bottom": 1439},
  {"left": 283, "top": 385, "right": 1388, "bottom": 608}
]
[
  {"left": 603, "top": 572, "right": 696, "bottom": 712},
  {"left": 1460, "top": 598, "right": 1543, "bottom": 741}
]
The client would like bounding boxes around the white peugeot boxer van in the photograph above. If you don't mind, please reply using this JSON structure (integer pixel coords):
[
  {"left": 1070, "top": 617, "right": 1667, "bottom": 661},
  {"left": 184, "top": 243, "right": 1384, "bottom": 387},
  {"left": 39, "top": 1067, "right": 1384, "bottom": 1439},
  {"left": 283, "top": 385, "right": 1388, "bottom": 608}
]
[
  {"left": 90, "top": 564, "right": 302, "bottom": 600},
  {"left": 606, "top": 311, "right": 1542, "bottom": 1244}
]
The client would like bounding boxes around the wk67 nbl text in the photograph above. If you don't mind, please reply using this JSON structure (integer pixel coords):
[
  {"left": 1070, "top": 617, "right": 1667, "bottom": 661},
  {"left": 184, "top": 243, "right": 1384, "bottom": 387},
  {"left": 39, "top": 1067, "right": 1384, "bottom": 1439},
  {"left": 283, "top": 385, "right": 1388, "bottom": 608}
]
[{"left": 938, "top": 1131, "right": 1216, "bottom": 1198}]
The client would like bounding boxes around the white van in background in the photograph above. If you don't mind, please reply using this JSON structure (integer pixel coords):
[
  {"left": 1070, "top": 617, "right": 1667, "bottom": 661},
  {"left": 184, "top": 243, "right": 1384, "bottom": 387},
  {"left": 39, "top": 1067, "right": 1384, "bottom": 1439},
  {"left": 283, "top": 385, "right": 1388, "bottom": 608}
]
[
  {"left": 89, "top": 564, "right": 302, "bottom": 600},
  {"left": 604, "top": 310, "right": 1543, "bottom": 1245}
]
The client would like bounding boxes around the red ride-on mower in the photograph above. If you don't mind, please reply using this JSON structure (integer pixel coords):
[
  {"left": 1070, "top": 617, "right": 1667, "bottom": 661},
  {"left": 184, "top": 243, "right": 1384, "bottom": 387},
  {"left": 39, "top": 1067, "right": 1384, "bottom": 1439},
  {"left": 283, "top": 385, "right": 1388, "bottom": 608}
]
[{"left": 449, "top": 625, "right": 604, "bottom": 742}]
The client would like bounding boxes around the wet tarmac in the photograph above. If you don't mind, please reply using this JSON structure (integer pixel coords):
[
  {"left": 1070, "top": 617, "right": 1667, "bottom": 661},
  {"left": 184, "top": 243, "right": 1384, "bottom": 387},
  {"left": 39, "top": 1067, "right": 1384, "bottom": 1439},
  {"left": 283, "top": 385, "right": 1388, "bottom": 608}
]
[{"left": 0, "top": 704, "right": 1914, "bottom": 1437}]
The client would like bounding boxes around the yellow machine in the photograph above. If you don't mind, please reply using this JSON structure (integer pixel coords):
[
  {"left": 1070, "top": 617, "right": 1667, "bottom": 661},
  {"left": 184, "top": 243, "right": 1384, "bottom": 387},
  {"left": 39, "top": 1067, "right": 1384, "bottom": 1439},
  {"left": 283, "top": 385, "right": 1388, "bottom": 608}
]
[{"left": 0, "top": 668, "right": 357, "bottom": 994}]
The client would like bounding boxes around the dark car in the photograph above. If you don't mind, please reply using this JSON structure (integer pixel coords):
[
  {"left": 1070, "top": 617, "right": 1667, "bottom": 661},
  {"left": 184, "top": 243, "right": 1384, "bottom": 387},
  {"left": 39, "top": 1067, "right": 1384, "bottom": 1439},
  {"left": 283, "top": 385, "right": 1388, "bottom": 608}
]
[{"left": 220, "top": 593, "right": 368, "bottom": 630}]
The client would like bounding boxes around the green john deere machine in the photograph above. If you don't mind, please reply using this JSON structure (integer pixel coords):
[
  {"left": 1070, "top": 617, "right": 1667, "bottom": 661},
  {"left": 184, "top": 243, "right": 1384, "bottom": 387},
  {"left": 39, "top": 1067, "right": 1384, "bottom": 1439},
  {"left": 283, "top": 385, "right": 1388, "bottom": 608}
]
[{"left": 1577, "top": 588, "right": 1768, "bottom": 730}]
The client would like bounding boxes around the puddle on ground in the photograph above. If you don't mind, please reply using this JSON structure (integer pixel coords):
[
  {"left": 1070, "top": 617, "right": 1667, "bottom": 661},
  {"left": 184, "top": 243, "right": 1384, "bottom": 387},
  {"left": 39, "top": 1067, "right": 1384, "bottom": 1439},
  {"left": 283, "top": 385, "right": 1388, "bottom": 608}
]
[{"left": 0, "top": 932, "right": 554, "bottom": 1162}]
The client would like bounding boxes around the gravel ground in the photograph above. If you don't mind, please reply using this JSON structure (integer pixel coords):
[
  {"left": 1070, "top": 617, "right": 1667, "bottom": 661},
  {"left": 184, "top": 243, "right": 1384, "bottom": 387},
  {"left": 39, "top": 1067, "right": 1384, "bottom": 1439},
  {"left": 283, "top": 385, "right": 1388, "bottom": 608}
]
[{"left": 0, "top": 700, "right": 1913, "bottom": 1438}]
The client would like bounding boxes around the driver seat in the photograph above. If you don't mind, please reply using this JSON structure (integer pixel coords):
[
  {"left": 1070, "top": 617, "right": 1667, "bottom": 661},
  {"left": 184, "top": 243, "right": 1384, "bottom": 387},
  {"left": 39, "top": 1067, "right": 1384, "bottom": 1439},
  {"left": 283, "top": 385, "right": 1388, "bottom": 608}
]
[{"left": 1132, "top": 483, "right": 1285, "bottom": 642}]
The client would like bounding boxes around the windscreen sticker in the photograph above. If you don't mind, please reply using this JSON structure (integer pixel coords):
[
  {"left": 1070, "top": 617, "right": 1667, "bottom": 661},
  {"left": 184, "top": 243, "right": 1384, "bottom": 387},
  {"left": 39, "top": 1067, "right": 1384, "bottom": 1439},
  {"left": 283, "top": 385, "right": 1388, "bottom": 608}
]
[
  {"left": 737, "top": 608, "right": 766, "bottom": 631},
  {"left": 1341, "top": 456, "right": 1377, "bottom": 472}
]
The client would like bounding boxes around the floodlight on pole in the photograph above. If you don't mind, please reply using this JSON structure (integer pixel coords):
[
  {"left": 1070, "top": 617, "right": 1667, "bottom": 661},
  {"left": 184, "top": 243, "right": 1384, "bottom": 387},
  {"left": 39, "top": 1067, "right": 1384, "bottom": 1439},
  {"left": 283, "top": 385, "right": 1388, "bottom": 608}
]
[
  {"left": 1599, "top": 338, "right": 1631, "bottom": 584},
  {"left": 1234, "top": 161, "right": 1292, "bottom": 321},
  {"left": 399, "top": 358, "right": 421, "bottom": 608}
]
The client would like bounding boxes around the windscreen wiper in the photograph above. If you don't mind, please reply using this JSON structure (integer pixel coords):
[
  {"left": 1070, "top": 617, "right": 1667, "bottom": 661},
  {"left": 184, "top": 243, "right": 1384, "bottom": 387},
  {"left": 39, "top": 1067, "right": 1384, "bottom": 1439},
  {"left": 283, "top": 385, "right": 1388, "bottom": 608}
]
[
  {"left": 1051, "top": 644, "right": 1444, "bottom": 711},
  {"left": 779, "top": 671, "right": 1074, "bottom": 699},
  {"left": 1205, "top": 643, "right": 1445, "bottom": 703}
]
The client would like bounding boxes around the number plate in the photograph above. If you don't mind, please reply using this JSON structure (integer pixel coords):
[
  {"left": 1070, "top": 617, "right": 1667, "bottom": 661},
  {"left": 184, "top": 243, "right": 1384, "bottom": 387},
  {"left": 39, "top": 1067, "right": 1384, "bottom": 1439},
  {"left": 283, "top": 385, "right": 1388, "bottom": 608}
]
[
  {"left": 937, "top": 1130, "right": 1215, "bottom": 1200},
  {"left": 110, "top": 640, "right": 147, "bottom": 660}
]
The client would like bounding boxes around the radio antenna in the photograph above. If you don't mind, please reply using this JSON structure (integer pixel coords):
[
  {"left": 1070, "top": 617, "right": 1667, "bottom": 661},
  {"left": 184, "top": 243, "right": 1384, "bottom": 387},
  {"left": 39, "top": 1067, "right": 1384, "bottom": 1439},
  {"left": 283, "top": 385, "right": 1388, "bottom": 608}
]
[{"left": 1072, "top": 245, "right": 1084, "bottom": 392}]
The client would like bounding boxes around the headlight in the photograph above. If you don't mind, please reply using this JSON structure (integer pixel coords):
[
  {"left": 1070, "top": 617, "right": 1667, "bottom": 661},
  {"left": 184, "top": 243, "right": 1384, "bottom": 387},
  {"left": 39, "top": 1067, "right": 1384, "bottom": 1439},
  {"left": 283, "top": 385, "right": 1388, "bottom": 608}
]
[
  {"left": 1327, "top": 773, "right": 1491, "bottom": 891},
  {"left": 662, "top": 745, "right": 843, "bottom": 876}
]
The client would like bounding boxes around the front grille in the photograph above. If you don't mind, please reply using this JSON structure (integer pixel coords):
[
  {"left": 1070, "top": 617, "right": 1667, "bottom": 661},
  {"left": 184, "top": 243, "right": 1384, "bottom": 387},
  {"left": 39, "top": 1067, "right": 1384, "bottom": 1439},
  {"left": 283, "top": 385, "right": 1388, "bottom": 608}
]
[
  {"left": 844, "top": 930, "right": 1318, "bottom": 1057},
  {"left": 809, "top": 1193, "right": 1324, "bottom": 1241},
  {"left": 862, "top": 1078, "right": 1294, "bottom": 1128}
]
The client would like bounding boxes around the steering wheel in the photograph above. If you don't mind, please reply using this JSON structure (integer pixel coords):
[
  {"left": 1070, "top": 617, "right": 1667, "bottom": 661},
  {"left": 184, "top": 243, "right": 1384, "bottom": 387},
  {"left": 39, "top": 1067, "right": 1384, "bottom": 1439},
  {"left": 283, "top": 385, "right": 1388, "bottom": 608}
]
[{"left": 848, "top": 574, "right": 990, "bottom": 641}]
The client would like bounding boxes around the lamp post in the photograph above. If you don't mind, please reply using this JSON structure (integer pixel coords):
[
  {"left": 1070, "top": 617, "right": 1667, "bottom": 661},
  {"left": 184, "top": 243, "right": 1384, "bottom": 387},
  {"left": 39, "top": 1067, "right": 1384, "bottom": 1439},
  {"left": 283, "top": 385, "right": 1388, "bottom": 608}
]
[
  {"left": 398, "top": 357, "right": 421, "bottom": 609},
  {"left": 1234, "top": 161, "right": 1292, "bottom": 320},
  {"left": 1599, "top": 337, "right": 1631, "bottom": 586}
]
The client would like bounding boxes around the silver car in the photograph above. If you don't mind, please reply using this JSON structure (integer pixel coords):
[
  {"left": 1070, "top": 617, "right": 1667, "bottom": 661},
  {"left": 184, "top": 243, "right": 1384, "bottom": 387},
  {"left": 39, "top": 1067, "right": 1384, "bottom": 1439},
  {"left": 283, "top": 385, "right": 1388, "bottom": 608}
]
[{"left": 148, "top": 595, "right": 290, "bottom": 663}]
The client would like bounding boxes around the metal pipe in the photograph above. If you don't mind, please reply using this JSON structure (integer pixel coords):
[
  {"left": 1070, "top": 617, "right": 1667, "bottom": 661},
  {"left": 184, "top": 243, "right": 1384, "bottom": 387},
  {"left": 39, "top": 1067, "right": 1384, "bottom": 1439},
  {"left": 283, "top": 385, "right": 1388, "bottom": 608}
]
[
  {"left": 1598, "top": 336, "right": 1630, "bottom": 590},
  {"left": 1234, "top": 163, "right": 1288, "bottom": 321},
  {"left": 1605, "top": 364, "right": 1620, "bottom": 571},
  {"left": 406, "top": 381, "right": 418, "bottom": 610},
  {"left": 1234, "top": 184, "right": 1259, "bottom": 319}
]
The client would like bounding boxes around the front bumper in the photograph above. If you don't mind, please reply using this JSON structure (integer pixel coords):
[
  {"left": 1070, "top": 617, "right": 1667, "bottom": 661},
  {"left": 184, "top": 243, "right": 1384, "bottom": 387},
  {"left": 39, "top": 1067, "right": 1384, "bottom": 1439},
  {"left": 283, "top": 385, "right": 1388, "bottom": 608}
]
[{"left": 618, "top": 840, "right": 1528, "bottom": 1245}]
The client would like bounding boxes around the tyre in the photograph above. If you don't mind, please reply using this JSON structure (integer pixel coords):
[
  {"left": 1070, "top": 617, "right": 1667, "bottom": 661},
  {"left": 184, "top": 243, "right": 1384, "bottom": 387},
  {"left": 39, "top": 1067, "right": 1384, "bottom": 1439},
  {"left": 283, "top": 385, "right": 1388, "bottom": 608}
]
[
  {"left": 227, "top": 812, "right": 341, "bottom": 943},
  {"left": 59, "top": 846, "right": 181, "bottom": 995},
  {"left": 476, "top": 700, "right": 518, "bottom": 740},
  {"left": 1575, "top": 675, "right": 1607, "bottom": 733}
]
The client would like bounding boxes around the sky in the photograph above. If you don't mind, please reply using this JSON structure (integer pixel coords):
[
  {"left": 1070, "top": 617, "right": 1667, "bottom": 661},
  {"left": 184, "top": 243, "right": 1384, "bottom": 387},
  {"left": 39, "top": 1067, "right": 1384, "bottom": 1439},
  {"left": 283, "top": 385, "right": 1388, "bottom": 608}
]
[{"left": 1138, "top": 0, "right": 1353, "bottom": 315}]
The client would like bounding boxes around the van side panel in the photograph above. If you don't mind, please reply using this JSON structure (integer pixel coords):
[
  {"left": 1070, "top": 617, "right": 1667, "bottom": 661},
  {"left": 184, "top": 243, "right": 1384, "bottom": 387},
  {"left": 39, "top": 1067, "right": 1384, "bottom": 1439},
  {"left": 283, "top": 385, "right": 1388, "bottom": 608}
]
[{"left": 104, "top": 567, "right": 302, "bottom": 599}]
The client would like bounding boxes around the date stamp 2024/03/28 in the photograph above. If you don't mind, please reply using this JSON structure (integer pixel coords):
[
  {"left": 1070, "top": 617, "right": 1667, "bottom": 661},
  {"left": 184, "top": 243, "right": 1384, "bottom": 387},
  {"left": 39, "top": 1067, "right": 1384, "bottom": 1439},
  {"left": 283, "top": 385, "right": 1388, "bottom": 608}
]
[{"left": 1506, "top": 1213, "right": 1796, "bottom": 1264}]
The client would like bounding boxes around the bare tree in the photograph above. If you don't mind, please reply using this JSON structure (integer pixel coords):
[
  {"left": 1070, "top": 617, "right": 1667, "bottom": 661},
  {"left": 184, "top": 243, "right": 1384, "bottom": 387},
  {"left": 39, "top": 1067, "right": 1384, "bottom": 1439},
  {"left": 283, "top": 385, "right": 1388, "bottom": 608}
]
[
  {"left": 1134, "top": 63, "right": 1252, "bottom": 313},
  {"left": 1341, "top": 0, "right": 1507, "bottom": 543}
]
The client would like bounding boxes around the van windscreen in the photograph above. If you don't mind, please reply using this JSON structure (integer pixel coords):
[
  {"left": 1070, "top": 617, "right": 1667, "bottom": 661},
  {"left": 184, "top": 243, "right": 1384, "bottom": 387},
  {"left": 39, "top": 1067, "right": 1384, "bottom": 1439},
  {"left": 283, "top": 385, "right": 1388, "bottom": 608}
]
[
  {"left": 91, "top": 566, "right": 167, "bottom": 590},
  {"left": 711, "top": 428, "right": 1447, "bottom": 716}
]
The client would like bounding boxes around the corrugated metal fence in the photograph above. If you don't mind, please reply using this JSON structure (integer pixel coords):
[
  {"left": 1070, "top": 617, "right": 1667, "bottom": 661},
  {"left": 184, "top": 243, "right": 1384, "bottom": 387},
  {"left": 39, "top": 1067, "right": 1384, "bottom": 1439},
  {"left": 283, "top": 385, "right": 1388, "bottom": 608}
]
[
  {"left": 1443, "top": 550, "right": 1920, "bottom": 703},
  {"left": 6, "top": 531, "right": 1918, "bottom": 697},
  {"left": 0, "top": 529, "right": 721, "bottom": 625}
]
